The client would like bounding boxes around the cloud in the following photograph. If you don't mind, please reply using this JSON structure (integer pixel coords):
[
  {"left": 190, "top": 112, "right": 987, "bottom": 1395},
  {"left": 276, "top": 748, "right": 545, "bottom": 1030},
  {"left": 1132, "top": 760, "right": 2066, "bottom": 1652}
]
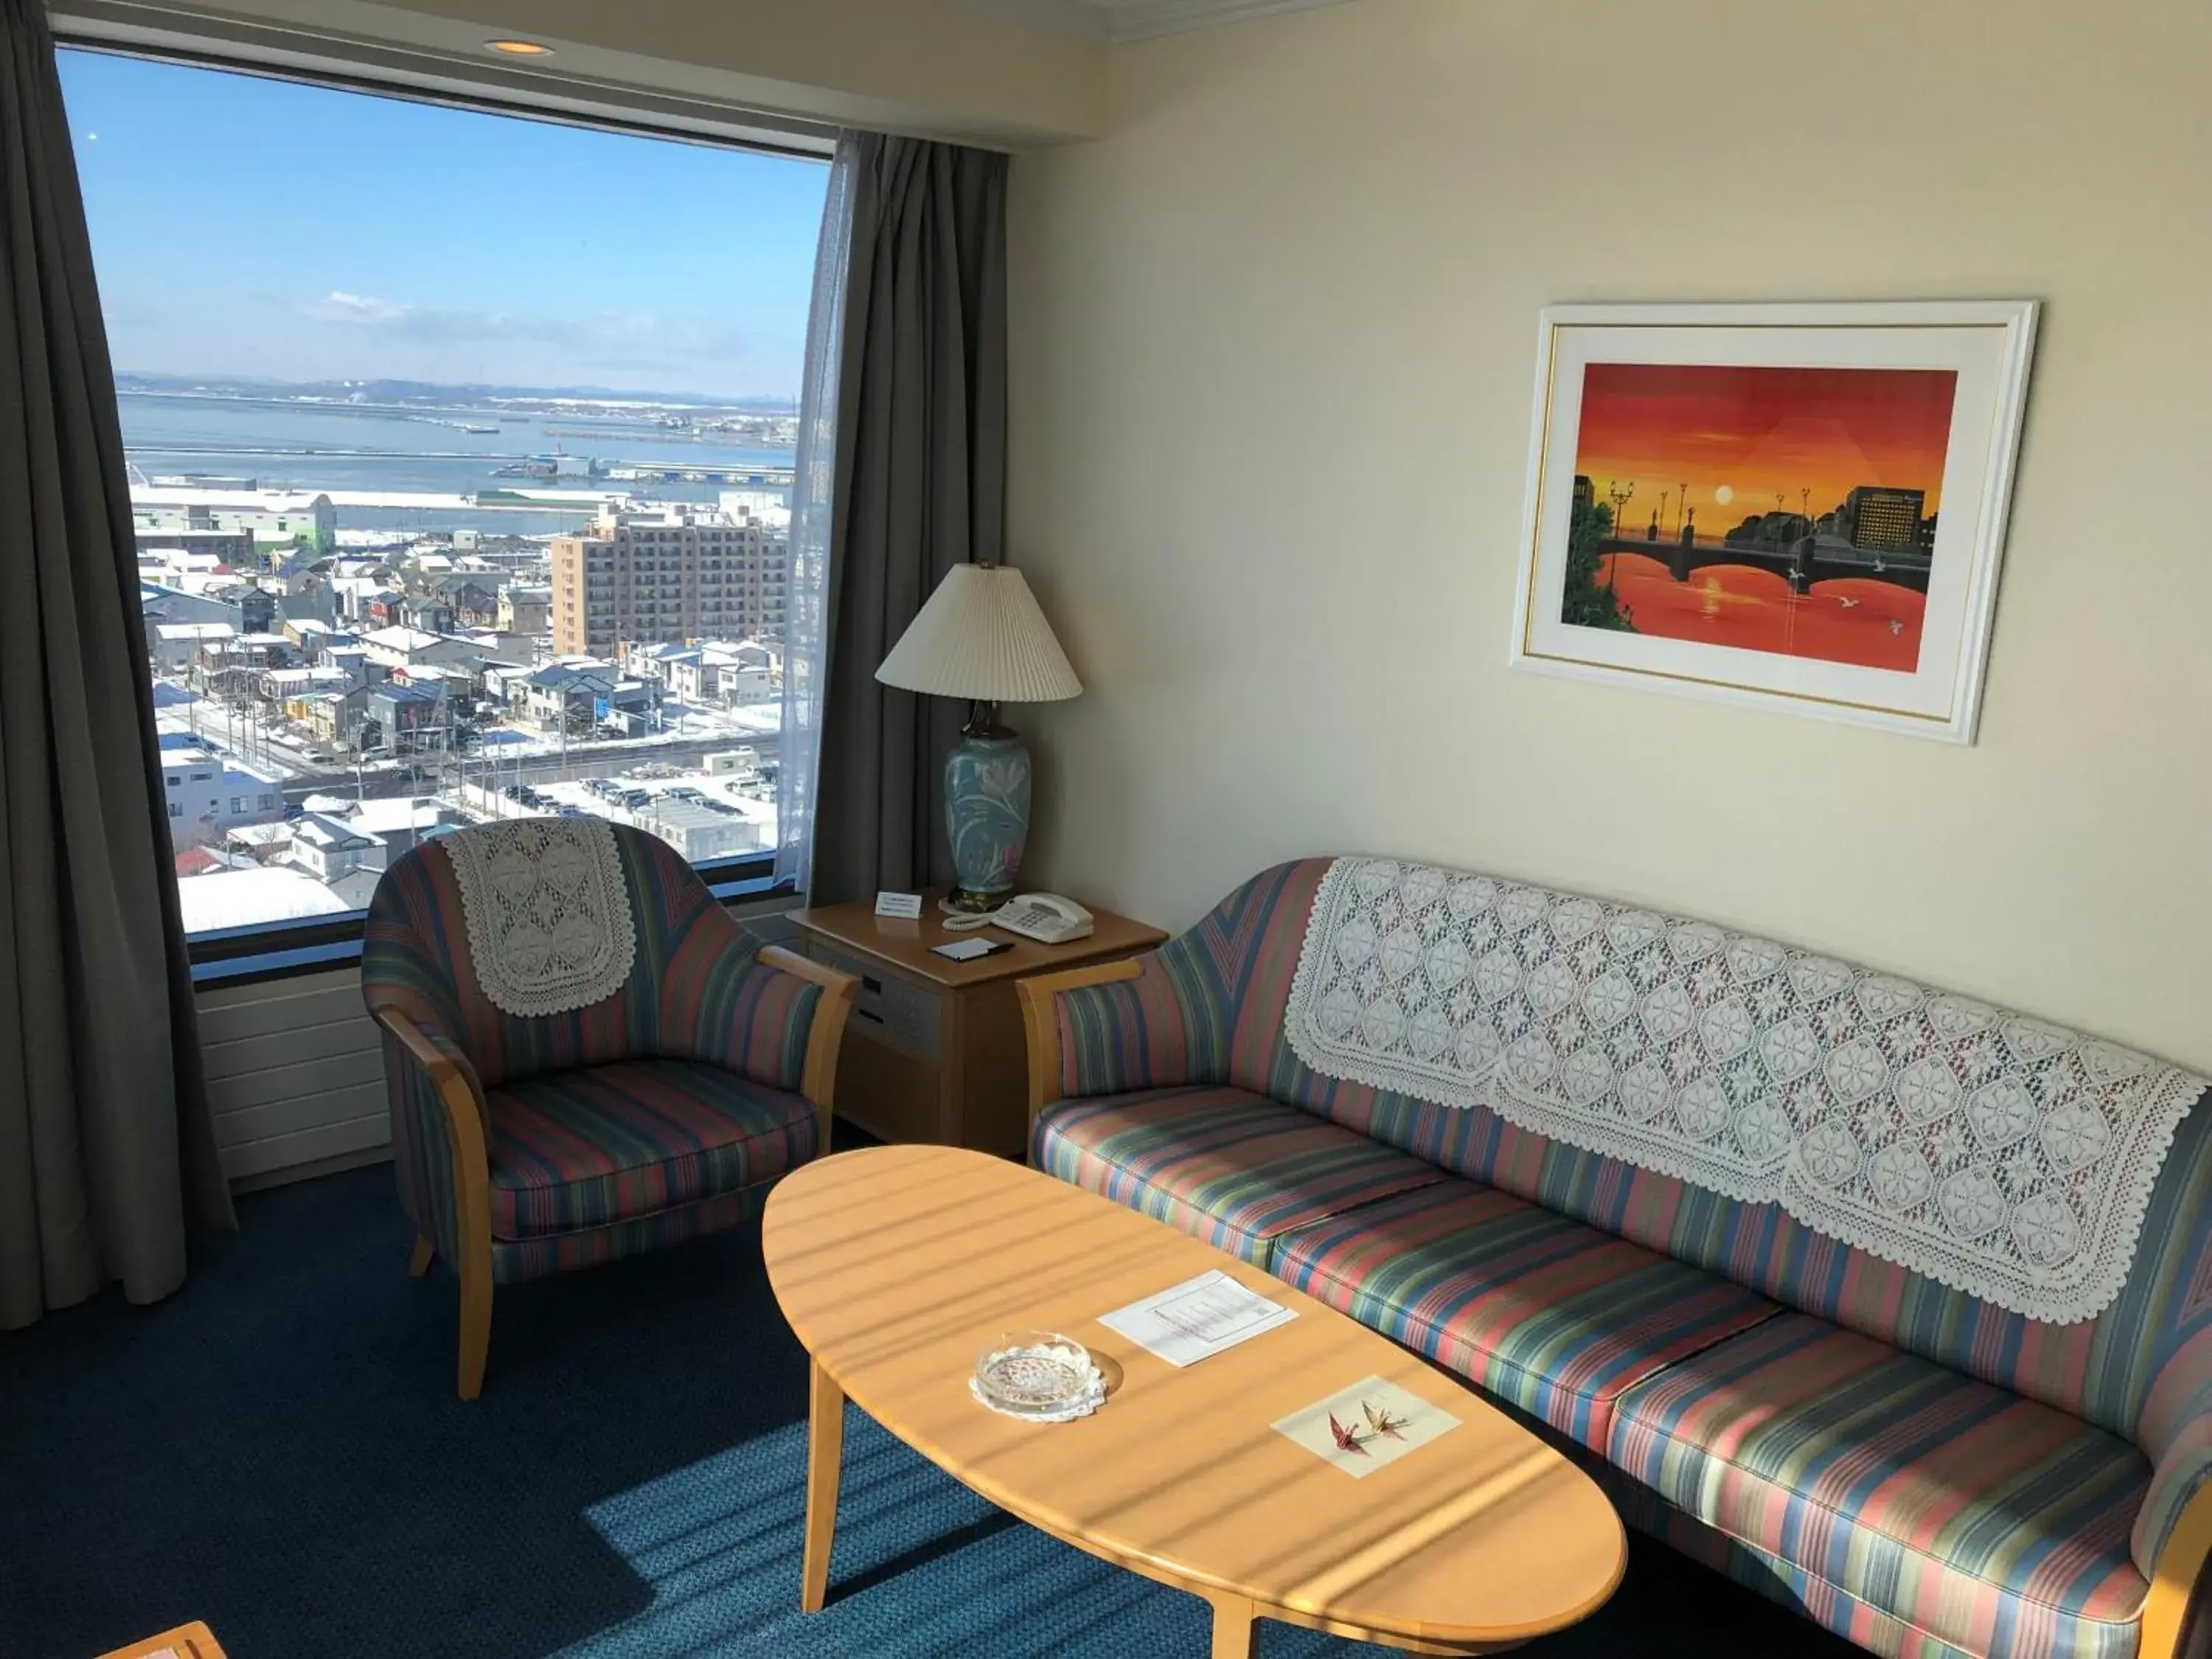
[
  {"left": 307, "top": 290, "right": 407, "bottom": 322},
  {"left": 295, "top": 290, "right": 748, "bottom": 366}
]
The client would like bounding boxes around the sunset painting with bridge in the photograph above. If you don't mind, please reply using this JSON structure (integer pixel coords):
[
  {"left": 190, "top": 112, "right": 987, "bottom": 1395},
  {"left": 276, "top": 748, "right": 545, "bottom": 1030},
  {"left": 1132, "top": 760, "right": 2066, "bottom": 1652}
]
[{"left": 1564, "top": 362, "right": 1959, "bottom": 672}]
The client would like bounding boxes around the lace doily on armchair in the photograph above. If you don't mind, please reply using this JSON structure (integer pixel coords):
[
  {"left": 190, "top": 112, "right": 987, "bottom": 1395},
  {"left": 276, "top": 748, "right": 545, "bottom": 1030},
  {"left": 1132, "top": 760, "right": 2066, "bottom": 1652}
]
[
  {"left": 1285, "top": 857, "right": 2208, "bottom": 1324},
  {"left": 442, "top": 819, "right": 638, "bottom": 1018}
]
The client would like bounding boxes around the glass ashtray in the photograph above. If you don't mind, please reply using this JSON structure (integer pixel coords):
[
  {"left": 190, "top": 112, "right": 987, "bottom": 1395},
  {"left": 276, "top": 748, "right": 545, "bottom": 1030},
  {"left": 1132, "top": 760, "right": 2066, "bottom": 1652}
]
[{"left": 971, "top": 1329, "right": 1104, "bottom": 1421}]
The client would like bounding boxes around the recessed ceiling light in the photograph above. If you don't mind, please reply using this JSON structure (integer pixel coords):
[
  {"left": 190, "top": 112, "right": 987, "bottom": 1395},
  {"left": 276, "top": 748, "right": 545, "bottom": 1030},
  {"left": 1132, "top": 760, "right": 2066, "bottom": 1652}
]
[{"left": 484, "top": 38, "right": 552, "bottom": 56}]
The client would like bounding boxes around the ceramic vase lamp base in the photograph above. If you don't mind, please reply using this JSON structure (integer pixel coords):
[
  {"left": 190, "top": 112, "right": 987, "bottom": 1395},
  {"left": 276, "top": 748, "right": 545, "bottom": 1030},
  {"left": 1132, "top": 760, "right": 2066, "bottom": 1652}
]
[{"left": 944, "top": 701, "right": 1032, "bottom": 914}]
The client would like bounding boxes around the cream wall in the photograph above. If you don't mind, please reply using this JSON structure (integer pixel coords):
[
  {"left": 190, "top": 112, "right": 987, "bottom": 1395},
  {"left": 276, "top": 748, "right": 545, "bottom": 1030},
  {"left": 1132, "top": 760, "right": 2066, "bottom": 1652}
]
[
  {"left": 58, "top": 0, "right": 1108, "bottom": 145},
  {"left": 1006, "top": 0, "right": 2212, "bottom": 1068}
]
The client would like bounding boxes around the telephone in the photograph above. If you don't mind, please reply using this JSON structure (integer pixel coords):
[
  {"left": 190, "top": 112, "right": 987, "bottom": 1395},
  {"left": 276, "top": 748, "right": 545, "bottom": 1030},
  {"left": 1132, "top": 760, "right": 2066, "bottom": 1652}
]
[{"left": 990, "top": 893, "right": 1096, "bottom": 945}]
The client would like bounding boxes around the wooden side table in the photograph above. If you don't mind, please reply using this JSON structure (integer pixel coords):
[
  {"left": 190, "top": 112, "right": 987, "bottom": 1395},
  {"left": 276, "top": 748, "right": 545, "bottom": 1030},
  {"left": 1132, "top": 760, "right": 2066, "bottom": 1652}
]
[{"left": 789, "top": 891, "right": 1166, "bottom": 1158}]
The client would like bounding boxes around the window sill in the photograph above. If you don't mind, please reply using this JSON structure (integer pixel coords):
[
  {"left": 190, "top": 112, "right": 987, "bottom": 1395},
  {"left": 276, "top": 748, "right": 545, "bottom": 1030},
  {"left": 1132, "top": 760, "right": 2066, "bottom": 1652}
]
[{"left": 189, "top": 856, "right": 787, "bottom": 989}]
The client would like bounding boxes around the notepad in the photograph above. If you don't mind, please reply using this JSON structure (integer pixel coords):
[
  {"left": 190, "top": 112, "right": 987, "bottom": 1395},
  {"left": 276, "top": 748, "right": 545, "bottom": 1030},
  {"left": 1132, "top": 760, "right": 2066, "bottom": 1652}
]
[{"left": 1097, "top": 1270, "right": 1296, "bottom": 1367}]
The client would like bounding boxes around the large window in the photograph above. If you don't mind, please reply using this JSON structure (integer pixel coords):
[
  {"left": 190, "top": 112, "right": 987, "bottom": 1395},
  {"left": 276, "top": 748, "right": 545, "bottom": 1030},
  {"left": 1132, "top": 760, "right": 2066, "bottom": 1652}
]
[{"left": 61, "top": 49, "right": 829, "bottom": 945}]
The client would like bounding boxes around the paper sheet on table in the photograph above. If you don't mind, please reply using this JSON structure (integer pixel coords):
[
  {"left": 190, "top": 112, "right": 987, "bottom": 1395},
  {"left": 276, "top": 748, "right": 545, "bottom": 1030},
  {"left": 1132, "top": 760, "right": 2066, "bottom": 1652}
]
[{"left": 1096, "top": 1269, "right": 1296, "bottom": 1367}]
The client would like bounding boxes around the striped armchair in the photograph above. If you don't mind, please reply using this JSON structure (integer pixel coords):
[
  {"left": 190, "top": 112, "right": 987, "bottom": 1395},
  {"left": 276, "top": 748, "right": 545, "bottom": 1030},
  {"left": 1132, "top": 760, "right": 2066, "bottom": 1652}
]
[{"left": 361, "top": 822, "right": 856, "bottom": 1398}]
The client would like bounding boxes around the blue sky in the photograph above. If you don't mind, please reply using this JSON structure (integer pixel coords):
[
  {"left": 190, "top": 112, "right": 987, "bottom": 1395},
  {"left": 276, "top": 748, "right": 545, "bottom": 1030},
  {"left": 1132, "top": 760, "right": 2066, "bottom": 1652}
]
[{"left": 58, "top": 51, "right": 830, "bottom": 400}]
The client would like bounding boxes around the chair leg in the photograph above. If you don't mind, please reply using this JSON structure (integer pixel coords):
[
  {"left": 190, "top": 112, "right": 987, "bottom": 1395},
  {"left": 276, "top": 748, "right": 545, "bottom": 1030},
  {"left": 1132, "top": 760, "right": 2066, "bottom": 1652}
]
[
  {"left": 457, "top": 1265, "right": 492, "bottom": 1401},
  {"left": 408, "top": 1235, "right": 434, "bottom": 1278}
]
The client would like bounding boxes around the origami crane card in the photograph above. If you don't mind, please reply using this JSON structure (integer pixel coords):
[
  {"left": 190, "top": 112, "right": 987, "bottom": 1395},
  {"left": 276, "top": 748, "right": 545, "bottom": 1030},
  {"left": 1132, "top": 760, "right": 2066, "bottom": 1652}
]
[{"left": 1271, "top": 1375, "right": 1460, "bottom": 1479}]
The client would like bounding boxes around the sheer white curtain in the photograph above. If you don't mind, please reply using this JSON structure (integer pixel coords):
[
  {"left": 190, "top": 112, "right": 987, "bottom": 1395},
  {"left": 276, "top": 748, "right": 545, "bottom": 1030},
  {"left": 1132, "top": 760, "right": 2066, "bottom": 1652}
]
[{"left": 773, "top": 135, "right": 858, "bottom": 892}]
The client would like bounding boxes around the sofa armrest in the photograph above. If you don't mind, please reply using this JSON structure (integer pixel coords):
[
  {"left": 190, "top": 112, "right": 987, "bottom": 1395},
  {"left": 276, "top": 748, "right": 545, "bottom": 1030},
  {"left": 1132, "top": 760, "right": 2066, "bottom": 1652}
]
[
  {"left": 1018, "top": 935, "right": 1226, "bottom": 1130},
  {"left": 1019, "top": 959, "right": 1145, "bottom": 1127},
  {"left": 2139, "top": 1413, "right": 2212, "bottom": 1659}
]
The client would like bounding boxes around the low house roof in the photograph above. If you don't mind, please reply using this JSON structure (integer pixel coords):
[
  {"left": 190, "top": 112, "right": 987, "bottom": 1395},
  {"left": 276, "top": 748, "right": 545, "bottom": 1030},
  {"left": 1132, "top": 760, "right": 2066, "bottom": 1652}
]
[
  {"left": 292, "top": 813, "right": 383, "bottom": 851},
  {"left": 361, "top": 625, "right": 447, "bottom": 651}
]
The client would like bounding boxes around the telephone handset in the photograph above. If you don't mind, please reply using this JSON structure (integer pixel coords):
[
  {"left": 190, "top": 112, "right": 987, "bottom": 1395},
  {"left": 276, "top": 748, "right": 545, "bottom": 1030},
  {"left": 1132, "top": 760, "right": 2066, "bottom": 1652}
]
[{"left": 990, "top": 893, "right": 1095, "bottom": 945}]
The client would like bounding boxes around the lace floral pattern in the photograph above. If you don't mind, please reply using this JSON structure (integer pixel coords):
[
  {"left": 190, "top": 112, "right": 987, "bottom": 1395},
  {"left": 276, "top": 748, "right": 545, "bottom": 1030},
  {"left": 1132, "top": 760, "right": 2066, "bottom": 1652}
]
[
  {"left": 1286, "top": 858, "right": 2207, "bottom": 1324},
  {"left": 443, "top": 820, "right": 639, "bottom": 1019}
]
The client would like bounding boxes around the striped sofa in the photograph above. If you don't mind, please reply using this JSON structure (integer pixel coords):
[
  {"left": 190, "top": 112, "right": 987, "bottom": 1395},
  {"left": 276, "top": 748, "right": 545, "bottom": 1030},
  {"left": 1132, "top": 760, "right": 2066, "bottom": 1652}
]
[
  {"left": 1018, "top": 860, "right": 2212, "bottom": 1659},
  {"left": 363, "top": 823, "right": 857, "bottom": 1399}
]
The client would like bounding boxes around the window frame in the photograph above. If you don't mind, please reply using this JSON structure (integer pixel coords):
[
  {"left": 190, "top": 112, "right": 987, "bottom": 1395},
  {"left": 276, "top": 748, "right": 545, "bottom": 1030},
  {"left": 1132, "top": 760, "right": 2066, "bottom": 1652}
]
[{"left": 68, "top": 26, "right": 818, "bottom": 978}]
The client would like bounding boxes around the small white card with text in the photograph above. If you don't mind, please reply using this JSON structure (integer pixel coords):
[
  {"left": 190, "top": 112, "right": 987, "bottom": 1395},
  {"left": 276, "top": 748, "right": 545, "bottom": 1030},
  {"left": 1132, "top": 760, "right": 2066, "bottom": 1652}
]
[
  {"left": 1096, "top": 1270, "right": 1296, "bottom": 1367},
  {"left": 873, "top": 891, "right": 924, "bottom": 919}
]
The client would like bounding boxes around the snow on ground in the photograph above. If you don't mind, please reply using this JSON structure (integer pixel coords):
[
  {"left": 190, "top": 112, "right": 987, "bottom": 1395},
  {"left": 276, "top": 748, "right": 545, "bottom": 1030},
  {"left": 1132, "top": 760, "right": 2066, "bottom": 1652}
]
[
  {"left": 465, "top": 703, "right": 781, "bottom": 760},
  {"left": 175, "top": 867, "right": 350, "bottom": 933}
]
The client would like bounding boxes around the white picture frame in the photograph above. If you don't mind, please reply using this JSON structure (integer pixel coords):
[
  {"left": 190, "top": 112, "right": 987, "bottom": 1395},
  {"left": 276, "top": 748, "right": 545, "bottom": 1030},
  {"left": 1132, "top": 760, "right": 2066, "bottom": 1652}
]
[{"left": 1509, "top": 300, "right": 2038, "bottom": 743}]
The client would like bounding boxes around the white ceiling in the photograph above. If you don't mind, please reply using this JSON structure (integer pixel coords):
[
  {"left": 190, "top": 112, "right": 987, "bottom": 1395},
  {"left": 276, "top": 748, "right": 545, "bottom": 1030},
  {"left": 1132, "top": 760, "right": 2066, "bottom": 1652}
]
[{"left": 951, "top": 0, "right": 1350, "bottom": 44}]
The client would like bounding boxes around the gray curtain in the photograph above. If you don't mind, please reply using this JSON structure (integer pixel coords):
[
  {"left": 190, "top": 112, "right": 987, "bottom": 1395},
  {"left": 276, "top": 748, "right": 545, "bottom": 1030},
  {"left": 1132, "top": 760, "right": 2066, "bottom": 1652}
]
[
  {"left": 0, "top": 0, "right": 233, "bottom": 1331},
  {"left": 807, "top": 132, "right": 1008, "bottom": 905}
]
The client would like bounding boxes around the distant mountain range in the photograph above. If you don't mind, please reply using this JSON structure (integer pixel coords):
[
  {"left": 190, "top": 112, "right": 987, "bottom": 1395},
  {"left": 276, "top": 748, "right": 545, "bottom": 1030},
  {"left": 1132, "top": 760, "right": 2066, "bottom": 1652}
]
[{"left": 113, "top": 370, "right": 796, "bottom": 414}]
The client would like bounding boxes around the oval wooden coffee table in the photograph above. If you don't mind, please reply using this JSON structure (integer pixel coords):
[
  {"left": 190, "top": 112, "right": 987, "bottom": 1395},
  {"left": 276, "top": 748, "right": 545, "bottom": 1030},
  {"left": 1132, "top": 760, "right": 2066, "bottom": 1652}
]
[{"left": 762, "top": 1145, "right": 1625, "bottom": 1656}]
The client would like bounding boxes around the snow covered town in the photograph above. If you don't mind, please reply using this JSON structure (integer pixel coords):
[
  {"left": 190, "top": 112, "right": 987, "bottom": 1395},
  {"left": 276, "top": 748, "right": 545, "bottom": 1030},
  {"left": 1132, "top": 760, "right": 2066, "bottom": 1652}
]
[{"left": 136, "top": 478, "right": 792, "bottom": 933}]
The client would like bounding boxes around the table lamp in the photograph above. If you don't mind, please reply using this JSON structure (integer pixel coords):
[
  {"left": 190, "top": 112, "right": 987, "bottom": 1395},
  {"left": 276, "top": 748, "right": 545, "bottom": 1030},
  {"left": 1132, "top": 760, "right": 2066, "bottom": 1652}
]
[{"left": 874, "top": 563, "right": 1082, "bottom": 911}]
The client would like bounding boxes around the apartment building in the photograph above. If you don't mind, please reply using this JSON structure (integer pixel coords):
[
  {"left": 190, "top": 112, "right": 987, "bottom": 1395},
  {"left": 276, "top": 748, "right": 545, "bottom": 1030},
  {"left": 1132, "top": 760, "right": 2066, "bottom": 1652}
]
[{"left": 548, "top": 508, "right": 788, "bottom": 656}]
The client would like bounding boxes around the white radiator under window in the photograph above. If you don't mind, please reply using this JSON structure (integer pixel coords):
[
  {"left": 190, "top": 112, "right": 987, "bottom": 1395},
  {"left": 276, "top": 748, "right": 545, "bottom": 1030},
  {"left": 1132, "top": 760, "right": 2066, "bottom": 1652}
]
[{"left": 197, "top": 968, "right": 390, "bottom": 1189}]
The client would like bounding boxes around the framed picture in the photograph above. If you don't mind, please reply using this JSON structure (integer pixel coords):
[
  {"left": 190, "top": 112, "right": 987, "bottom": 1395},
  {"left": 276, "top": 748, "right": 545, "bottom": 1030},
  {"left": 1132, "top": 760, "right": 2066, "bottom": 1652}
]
[{"left": 1509, "top": 300, "right": 2038, "bottom": 742}]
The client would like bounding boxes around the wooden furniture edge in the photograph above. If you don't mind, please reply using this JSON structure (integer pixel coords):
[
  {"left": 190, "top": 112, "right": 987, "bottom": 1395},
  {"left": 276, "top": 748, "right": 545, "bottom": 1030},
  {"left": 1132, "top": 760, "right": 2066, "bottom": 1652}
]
[
  {"left": 787, "top": 1260, "right": 1621, "bottom": 1654},
  {"left": 2141, "top": 1482, "right": 2212, "bottom": 1659},
  {"left": 1017, "top": 958, "right": 1145, "bottom": 1132},
  {"left": 98, "top": 1622, "right": 228, "bottom": 1659},
  {"left": 759, "top": 945, "right": 860, "bottom": 1144},
  {"left": 370, "top": 1006, "right": 495, "bottom": 1400}
]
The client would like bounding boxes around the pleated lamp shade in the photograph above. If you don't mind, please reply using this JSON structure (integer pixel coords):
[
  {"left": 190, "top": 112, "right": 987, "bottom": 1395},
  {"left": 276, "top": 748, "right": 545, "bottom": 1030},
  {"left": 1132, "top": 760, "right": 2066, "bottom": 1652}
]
[{"left": 874, "top": 563, "right": 1082, "bottom": 704}]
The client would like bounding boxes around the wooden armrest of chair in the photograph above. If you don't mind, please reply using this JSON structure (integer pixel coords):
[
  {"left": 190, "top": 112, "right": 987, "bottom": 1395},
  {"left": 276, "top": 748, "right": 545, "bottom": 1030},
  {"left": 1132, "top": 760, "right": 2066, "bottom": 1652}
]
[
  {"left": 1017, "top": 958, "right": 1145, "bottom": 1134},
  {"left": 757, "top": 945, "right": 860, "bottom": 1127},
  {"left": 2143, "top": 1484, "right": 2212, "bottom": 1659},
  {"left": 369, "top": 1006, "right": 495, "bottom": 1399},
  {"left": 371, "top": 1007, "right": 475, "bottom": 1100}
]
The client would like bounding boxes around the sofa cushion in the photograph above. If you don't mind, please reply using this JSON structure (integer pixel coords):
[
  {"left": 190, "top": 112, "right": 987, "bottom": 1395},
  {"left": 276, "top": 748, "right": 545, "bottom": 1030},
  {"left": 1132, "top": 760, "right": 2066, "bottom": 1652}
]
[
  {"left": 1273, "top": 1180, "right": 1782, "bottom": 1450},
  {"left": 1610, "top": 1312, "right": 2150, "bottom": 1659},
  {"left": 1032, "top": 1087, "right": 1443, "bottom": 1265},
  {"left": 485, "top": 1059, "right": 819, "bottom": 1239}
]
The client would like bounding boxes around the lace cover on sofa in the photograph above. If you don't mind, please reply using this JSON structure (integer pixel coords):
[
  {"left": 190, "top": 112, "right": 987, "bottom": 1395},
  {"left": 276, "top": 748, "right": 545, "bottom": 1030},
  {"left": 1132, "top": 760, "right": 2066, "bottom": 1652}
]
[
  {"left": 442, "top": 818, "right": 638, "bottom": 1018},
  {"left": 1284, "top": 858, "right": 2206, "bottom": 1323}
]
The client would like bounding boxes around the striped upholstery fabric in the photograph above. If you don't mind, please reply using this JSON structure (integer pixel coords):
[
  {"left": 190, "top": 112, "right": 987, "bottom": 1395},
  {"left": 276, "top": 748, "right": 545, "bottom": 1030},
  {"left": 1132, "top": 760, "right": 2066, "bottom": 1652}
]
[
  {"left": 1055, "top": 935, "right": 1230, "bottom": 1099},
  {"left": 1610, "top": 1314, "right": 2151, "bottom": 1659},
  {"left": 382, "top": 1029, "right": 468, "bottom": 1268},
  {"left": 2121, "top": 1154, "right": 2212, "bottom": 1575},
  {"left": 1152, "top": 859, "right": 2212, "bottom": 1453},
  {"left": 1034, "top": 858, "right": 2212, "bottom": 1633},
  {"left": 1273, "top": 1179, "right": 1781, "bottom": 1449},
  {"left": 1596, "top": 1470, "right": 1987, "bottom": 1659},
  {"left": 363, "top": 822, "right": 827, "bottom": 1284},
  {"left": 362, "top": 824, "right": 818, "bottom": 1094},
  {"left": 1338, "top": 1085, "right": 2212, "bottom": 1447},
  {"left": 1032, "top": 1086, "right": 1441, "bottom": 1265},
  {"left": 490, "top": 1189, "right": 759, "bottom": 1287},
  {"left": 485, "top": 1059, "right": 818, "bottom": 1238}
]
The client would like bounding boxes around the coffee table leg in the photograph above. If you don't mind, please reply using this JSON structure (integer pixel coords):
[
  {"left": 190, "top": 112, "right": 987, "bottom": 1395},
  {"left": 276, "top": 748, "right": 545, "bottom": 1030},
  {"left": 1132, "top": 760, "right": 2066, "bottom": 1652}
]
[
  {"left": 801, "top": 1357, "right": 844, "bottom": 1613},
  {"left": 1204, "top": 1590, "right": 1255, "bottom": 1659}
]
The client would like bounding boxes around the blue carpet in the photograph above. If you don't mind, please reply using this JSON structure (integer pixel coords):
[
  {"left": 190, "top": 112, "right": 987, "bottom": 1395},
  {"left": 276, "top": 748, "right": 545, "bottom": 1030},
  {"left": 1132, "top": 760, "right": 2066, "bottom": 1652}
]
[{"left": 0, "top": 1158, "right": 1861, "bottom": 1659}]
